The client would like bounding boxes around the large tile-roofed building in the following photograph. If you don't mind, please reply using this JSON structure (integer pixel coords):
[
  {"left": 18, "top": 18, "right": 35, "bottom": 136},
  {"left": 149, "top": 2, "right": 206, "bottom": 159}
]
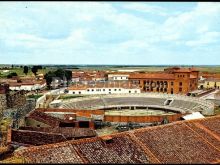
[
  {"left": 13, "top": 115, "right": 220, "bottom": 164},
  {"left": 129, "top": 67, "right": 199, "bottom": 94}
]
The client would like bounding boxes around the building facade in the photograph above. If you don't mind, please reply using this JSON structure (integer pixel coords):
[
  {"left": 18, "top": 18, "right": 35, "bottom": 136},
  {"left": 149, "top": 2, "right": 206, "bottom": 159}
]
[
  {"left": 67, "top": 81, "right": 140, "bottom": 95},
  {"left": 129, "top": 67, "right": 199, "bottom": 94},
  {"left": 201, "top": 78, "right": 220, "bottom": 89}
]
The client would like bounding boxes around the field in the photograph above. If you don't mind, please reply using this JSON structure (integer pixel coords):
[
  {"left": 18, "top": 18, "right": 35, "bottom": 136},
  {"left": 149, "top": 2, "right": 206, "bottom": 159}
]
[
  {"left": 0, "top": 67, "right": 55, "bottom": 78},
  {"left": 72, "top": 65, "right": 220, "bottom": 73},
  {"left": 1, "top": 66, "right": 220, "bottom": 77}
]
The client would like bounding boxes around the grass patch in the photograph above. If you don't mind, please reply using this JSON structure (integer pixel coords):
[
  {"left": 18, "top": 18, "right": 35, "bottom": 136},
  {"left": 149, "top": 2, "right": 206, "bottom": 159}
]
[
  {"left": 214, "top": 107, "right": 220, "bottom": 115},
  {"left": 60, "top": 95, "right": 84, "bottom": 100},
  {"left": 0, "top": 118, "right": 12, "bottom": 132},
  {"left": 0, "top": 156, "right": 25, "bottom": 163},
  {"left": 27, "top": 94, "right": 43, "bottom": 100}
]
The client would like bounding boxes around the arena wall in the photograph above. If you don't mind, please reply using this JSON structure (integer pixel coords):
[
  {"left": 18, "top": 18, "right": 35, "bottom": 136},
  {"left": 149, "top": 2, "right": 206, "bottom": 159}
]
[{"left": 104, "top": 114, "right": 182, "bottom": 123}]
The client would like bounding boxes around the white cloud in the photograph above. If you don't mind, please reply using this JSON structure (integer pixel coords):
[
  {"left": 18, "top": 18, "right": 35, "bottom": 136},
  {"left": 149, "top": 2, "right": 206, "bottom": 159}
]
[
  {"left": 0, "top": 2, "right": 220, "bottom": 65},
  {"left": 123, "top": 3, "right": 168, "bottom": 16},
  {"left": 186, "top": 31, "right": 220, "bottom": 46}
]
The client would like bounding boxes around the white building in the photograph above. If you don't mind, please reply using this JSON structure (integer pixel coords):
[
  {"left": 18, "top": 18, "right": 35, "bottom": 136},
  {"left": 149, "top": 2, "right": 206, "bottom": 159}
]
[
  {"left": 108, "top": 74, "right": 129, "bottom": 81},
  {"left": 67, "top": 82, "right": 140, "bottom": 95},
  {"left": 72, "top": 76, "right": 80, "bottom": 82},
  {"left": 9, "top": 81, "right": 46, "bottom": 91}
]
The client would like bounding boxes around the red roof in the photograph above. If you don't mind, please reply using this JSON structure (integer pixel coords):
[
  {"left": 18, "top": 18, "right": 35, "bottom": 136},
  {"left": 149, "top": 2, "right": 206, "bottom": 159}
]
[
  {"left": 129, "top": 73, "right": 175, "bottom": 80},
  {"left": 14, "top": 115, "right": 220, "bottom": 164}
]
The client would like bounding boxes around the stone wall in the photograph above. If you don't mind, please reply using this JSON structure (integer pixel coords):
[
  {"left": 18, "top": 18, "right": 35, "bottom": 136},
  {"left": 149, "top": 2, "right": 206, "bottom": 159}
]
[
  {"left": 6, "top": 91, "right": 26, "bottom": 109},
  {"left": 0, "top": 94, "right": 7, "bottom": 119}
]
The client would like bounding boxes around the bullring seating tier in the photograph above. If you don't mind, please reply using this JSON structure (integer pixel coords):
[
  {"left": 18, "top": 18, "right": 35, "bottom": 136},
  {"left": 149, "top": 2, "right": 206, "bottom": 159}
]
[{"left": 59, "top": 93, "right": 214, "bottom": 115}]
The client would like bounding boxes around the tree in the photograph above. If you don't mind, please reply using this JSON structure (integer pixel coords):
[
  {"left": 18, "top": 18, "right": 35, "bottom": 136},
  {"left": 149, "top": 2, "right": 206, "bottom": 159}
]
[
  {"left": 54, "top": 69, "right": 65, "bottom": 79},
  {"left": 7, "top": 72, "right": 17, "bottom": 78},
  {"left": 44, "top": 71, "right": 56, "bottom": 89},
  {"left": 31, "top": 65, "right": 43, "bottom": 76},
  {"left": 31, "top": 66, "right": 38, "bottom": 76},
  {"left": 23, "top": 66, "right": 29, "bottom": 75}
]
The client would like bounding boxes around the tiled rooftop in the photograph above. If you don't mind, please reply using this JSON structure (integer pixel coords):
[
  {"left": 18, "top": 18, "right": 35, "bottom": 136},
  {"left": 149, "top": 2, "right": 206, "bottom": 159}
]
[
  {"left": 13, "top": 115, "right": 220, "bottom": 164},
  {"left": 27, "top": 110, "right": 62, "bottom": 127}
]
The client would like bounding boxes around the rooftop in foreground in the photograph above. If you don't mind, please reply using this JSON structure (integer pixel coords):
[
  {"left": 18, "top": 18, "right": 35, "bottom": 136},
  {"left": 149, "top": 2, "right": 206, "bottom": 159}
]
[{"left": 10, "top": 115, "right": 220, "bottom": 164}]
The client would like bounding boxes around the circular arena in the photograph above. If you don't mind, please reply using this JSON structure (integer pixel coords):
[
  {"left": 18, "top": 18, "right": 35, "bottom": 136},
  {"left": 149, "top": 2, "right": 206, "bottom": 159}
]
[{"left": 59, "top": 93, "right": 215, "bottom": 116}]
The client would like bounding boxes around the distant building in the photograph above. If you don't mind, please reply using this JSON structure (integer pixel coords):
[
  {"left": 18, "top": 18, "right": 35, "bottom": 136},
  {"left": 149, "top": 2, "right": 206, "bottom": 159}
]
[
  {"left": 108, "top": 73, "right": 129, "bottom": 81},
  {"left": 202, "top": 78, "right": 220, "bottom": 89},
  {"left": 9, "top": 80, "right": 46, "bottom": 91}
]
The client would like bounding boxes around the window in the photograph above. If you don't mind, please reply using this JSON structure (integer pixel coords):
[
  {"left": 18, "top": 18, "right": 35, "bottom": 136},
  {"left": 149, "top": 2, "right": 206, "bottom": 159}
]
[
  {"left": 129, "top": 90, "right": 131, "bottom": 93},
  {"left": 92, "top": 89, "right": 94, "bottom": 91},
  {"left": 109, "top": 89, "right": 111, "bottom": 91},
  {"left": 171, "top": 82, "right": 174, "bottom": 86},
  {"left": 135, "top": 90, "right": 137, "bottom": 93},
  {"left": 79, "top": 91, "right": 81, "bottom": 94},
  {"left": 78, "top": 121, "right": 89, "bottom": 128},
  {"left": 183, "top": 75, "right": 185, "bottom": 77},
  {"left": 73, "top": 92, "right": 75, "bottom": 94},
  {"left": 87, "top": 89, "right": 90, "bottom": 92},
  {"left": 96, "top": 89, "right": 99, "bottom": 91},
  {"left": 121, "top": 77, "right": 123, "bottom": 79},
  {"left": 171, "top": 88, "right": 173, "bottom": 94},
  {"left": 114, "top": 89, "right": 117, "bottom": 91},
  {"left": 103, "top": 89, "right": 105, "bottom": 91},
  {"left": 119, "top": 89, "right": 121, "bottom": 91},
  {"left": 59, "top": 122, "right": 76, "bottom": 127},
  {"left": 179, "top": 82, "right": 182, "bottom": 86},
  {"left": 179, "top": 87, "right": 182, "bottom": 92}
]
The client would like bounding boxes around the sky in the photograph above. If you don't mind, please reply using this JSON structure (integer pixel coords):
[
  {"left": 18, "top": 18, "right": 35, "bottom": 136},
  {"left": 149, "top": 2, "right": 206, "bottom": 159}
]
[{"left": 0, "top": 2, "right": 220, "bottom": 65}]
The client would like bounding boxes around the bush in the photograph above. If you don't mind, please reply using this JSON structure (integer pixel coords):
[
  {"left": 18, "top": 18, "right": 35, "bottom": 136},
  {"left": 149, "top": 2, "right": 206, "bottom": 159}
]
[{"left": 7, "top": 72, "right": 17, "bottom": 78}]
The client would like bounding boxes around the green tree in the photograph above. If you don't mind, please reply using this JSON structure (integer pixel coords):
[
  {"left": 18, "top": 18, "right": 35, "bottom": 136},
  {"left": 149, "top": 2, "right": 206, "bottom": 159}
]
[
  {"left": 44, "top": 71, "right": 56, "bottom": 89},
  {"left": 23, "top": 66, "right": 29, "bottom": 75},
  {"left": 31, "top": 65, "right": 43, "bottom": 76},
  {"left": 31, "top": 66, "right": 38, "bottom": 76}
]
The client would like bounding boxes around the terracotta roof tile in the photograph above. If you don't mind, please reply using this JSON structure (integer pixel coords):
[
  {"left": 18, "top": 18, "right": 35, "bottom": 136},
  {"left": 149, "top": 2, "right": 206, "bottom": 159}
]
[
  {"left": 129, "top": 73, "right": 175, "bottom": 79},
  {"left": 14, "top": 115, "right": 220, "bottom": 164}
]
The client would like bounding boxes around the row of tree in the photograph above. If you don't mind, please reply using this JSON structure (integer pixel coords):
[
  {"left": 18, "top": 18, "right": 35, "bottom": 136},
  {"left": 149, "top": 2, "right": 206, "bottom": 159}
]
[
  {"left": 44, "top": 69, "right": 72, "bottom": 89},
  {"left": 23, "top": 65, "right": 43, "bottom": 75}
]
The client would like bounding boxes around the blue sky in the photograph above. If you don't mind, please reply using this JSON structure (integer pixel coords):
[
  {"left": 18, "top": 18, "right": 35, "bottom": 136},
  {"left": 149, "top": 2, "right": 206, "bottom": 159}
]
[{"left": 0, "top": 2, "right": 220, "bottom": 65}]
